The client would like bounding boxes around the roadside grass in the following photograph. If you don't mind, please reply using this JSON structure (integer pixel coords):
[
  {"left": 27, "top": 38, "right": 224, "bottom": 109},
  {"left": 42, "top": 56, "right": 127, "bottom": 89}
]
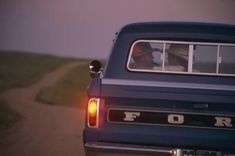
[
  {"left": 0, "top": 51, "right": 76, "bottom": 93},
  {"left": 36, "top": 61, "right": 91, "bottom": 109},
  {"left": 0, "top": 99, "right": 21, "bottom": 130},
  {"left": 0, "top": 51, "right": 77, "bottom": 130},
  {"left": 0, "top": 50, "right": 105, "bottom": 129}
]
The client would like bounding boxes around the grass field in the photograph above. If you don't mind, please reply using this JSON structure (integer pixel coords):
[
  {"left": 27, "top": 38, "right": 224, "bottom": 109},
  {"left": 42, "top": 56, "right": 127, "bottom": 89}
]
[
  {"left": 0, "top": 51, "right": 83, "bottom": 129},
  {"left": 0, "top": 51, "right": 105, "bottom": 129},
  {"left": 0, "top": 51, "right": 76, "bottom": 93},
  {"left": 0, "top": 99, "right": 21, "bottom": 130}
]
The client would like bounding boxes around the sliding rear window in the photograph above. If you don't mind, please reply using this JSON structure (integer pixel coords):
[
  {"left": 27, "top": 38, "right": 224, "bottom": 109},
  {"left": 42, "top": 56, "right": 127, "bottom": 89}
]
[{"left": 127, "top": 40, "right": 235, "bottom": 76}]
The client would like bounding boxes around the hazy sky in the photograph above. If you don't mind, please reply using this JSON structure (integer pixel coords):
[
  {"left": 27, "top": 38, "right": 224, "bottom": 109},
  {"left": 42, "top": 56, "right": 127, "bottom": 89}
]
[{"left": 0, "top": 0, "right": 235, "bottom": 59}]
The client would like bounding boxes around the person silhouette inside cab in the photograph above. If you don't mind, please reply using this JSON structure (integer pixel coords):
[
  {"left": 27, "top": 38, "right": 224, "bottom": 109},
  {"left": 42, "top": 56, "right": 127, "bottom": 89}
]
[
  {"left": 166, "top": 44, "right": 189, "bottom": 72},
  {"left": 130, "top": 42, "right": 155, "bottom": 69}
]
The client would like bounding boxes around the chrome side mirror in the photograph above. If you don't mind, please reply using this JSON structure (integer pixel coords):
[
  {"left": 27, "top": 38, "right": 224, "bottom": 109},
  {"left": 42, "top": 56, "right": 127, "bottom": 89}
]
[{"left": 89, "top": 60, "right": 102, "bottom": 78}]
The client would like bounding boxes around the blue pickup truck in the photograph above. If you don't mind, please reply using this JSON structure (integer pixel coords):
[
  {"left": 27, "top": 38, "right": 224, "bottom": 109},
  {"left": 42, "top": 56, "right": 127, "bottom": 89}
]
[{"left": 83, "top": 22, "right": 235, "bottom": 156}]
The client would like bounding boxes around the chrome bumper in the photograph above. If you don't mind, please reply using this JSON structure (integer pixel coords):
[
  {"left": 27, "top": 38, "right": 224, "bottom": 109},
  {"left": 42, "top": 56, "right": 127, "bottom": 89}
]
[{"left": 84, "top": 142, "right": 235, "bottom": 156}]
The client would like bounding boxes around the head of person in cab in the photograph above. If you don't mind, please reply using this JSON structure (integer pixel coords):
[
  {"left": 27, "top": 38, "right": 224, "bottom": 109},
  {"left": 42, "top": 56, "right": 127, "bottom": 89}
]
[
  {"left": 131, "top": 42, "right": 155, "bottom": 69},
  {"left": 167, "top": 44, "right": 189, "bottom": 71}
]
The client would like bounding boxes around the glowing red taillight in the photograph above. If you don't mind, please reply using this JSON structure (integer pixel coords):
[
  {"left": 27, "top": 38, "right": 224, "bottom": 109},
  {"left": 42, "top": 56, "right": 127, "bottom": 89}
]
[{"left": 87, "top": 98, "right": 99, "bottom": 128}]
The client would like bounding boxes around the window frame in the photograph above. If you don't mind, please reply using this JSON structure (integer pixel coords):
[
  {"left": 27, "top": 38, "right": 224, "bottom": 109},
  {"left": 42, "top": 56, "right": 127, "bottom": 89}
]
[{"left": 127, "top": 40, "right": 235, "bottom": 77}]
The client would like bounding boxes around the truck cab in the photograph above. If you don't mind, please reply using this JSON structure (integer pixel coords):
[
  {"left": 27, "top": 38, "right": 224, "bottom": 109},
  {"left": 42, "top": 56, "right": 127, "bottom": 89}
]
[{"left": 83, "top": 22, "right": 235, "bottom": 156}]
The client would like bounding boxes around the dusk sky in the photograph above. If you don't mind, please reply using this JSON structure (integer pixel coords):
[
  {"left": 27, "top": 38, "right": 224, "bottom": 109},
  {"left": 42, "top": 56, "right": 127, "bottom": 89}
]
[{"left": 0, "top": 0, "right": 235, "bottom": 59}]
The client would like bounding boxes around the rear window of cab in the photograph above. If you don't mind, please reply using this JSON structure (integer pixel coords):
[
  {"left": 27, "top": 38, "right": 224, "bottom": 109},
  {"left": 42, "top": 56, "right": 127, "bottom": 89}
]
[{"left": 127, "top": 40, "right": 235, "bottom": 76}]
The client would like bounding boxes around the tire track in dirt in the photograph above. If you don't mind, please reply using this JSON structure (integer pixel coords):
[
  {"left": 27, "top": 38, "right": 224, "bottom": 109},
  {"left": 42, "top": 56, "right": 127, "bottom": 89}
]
[{"left": 0, "top": 62, "right": 86, "bottom": 156}]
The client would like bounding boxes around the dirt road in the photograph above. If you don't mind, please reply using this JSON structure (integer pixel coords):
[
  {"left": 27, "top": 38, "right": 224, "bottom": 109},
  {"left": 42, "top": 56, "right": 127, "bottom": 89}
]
[{"left": 0, "top": 62, "right": 86, "bottom": 156}]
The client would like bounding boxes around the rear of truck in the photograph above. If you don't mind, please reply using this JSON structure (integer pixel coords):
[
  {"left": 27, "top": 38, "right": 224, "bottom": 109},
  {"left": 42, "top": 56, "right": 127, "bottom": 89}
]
[{"left": 83, "top": 22, "right": 235, "bottom": 156}]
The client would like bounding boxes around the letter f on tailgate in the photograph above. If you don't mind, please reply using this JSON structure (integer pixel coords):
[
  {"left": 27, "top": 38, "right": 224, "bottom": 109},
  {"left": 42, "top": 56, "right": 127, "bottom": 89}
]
[{"left": 124, "top": 112, "right": 140, "bottom": 121}]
